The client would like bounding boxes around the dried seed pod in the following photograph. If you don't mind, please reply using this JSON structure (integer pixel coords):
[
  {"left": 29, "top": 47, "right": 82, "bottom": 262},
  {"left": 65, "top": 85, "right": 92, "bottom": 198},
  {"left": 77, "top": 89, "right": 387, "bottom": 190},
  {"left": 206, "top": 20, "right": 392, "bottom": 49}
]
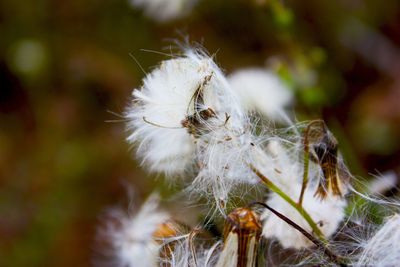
[
  {"left": 306, "top": 121, "right": 347, "bottom": 198},
  {"left": 153, "top": 220, "right": 190, "bottom": 266},
  {"left": 216, "top": 207, "right": 262, "bottom": 267}
]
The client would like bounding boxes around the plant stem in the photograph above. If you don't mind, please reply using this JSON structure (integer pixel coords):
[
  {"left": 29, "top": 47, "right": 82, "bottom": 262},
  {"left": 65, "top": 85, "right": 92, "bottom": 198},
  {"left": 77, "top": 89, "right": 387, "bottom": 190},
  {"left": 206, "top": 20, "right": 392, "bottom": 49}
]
[
  {"left": 249, "top": 164, "right": 325, "bottom": 241},
  {"left": 251, "top": 202, "right": 347, "bottom": 267},
  {"left": 298, "top": 121, "right": 312, "bottom": 206},
  {"left": 299, "top": 120, "right": 326, "bottom": 205}
]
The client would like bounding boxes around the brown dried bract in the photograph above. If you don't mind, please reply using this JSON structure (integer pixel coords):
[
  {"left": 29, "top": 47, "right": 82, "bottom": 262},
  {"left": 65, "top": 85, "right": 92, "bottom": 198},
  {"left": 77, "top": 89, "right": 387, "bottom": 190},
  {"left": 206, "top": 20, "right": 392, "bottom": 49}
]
[
  {"left": 153, "top": 221, "right": 179, "bottom": 240},
  {"left": 306, "top": 120, "right": 345, "bottom": 199},
  {"left": 181, "top": 73, "right": 218, "bottom": 138},
  {"left": 223, "top": 208, "right": 262, "bottom": 267},
  {"left": 225, "top": 207, "right": 262, "bottom": 235},
  {"left": 152, "top": 220, "right": 185, "bottom": 266}
]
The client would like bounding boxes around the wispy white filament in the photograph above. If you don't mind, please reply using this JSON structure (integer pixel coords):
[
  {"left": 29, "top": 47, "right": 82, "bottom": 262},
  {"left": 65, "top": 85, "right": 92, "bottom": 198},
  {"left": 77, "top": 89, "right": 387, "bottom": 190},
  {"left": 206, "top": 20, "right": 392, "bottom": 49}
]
[
  {"left": 191, "top": 129, "right": 261, "bottom": 207},
  {"left": 356, "top": 214, "right": 400, "bottom": 266},
  {"left": 165, "top": 236, "right": 221, "bottom": 267},
  {"left": 254, "top": 137, "right": 303, "bottom": 189},
  {"left": 368, "top": 171, "right": 398, "bottom": 195}
]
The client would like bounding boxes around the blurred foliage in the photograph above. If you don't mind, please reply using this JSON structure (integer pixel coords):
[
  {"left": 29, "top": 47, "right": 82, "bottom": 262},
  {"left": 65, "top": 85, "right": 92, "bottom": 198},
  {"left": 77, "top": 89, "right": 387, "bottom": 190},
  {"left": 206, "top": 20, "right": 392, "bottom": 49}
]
[{"left": 1, "top": 0, "right": 400, "bottom": 266}]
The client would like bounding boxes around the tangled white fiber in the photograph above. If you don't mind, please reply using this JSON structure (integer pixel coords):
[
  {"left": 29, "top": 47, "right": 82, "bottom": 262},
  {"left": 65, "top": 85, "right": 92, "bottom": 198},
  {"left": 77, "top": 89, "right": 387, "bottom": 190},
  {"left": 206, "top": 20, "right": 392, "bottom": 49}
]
[
  {"left": 94, "top": 45, "right": 400, "bottom": 266},
  {"left": 355, "top": 214, "right": 400, "bottom": 266},
  {"left": 97, "top": 194, "right": 169, "bottom": 267}
]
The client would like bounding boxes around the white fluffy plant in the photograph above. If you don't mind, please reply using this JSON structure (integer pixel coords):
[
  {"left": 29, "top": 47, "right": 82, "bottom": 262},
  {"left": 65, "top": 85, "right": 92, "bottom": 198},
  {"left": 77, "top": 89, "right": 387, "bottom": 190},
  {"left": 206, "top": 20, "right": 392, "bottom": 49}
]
[
  {"left": 129, "top": 0, "right": 198, "bottom": 22},
  {"left": 262, "top": 184, "right": 347, "bottom": 249},
  {"left": 126, "top": 48, "right": 261, "bottom": 208},
  {"left": 97, "top": 194, "right": 172, "bottom": 267},
  {"left": 257, "top": 122, "right": 350, "bottom": 249},
  {"left": 355, "top": 214, "right": 400, "bottom": 266},
  {"left": 164, "top": 233, "right": 221, "bottom": 267},
  {"left": 123, "top": 46, "right": 356, "bottom": 265},
  {"left": 228, "top": 68, "right": 294, "bottom": 123},
  {"left": 97, "top": 191, "right": 222, "bottom": 267}
]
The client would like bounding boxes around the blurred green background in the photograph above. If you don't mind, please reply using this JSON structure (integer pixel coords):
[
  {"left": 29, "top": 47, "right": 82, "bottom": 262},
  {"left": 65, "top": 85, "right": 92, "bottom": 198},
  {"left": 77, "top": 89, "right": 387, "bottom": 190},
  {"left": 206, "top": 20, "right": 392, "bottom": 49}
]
[{"left": 1, "top": 0, "right": 400, "bottom": 266}]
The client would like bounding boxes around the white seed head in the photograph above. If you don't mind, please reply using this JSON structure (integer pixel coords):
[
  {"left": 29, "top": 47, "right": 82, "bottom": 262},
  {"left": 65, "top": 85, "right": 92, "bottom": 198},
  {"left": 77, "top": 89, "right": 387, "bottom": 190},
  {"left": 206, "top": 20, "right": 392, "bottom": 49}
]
[
  {"left": 126, "top": 48, "right": 256, "bottom": 205},
  {"left": 129, "top": 0, "right": 197, "bottom": 22},
  {"left": 126, "top": 49, "right": 227, "bottom": 175},
  {"left": 356, "top": 214, "right": 400, "bottom": 266},
  {"left": 228, "top": 68, "right": 293, "bottom": 122},
  {"left": 262, "top": 184, "right": 346, "bottom": 249},
  {"left": 100, "top": 194, "right": 169, "bottom": 267}
]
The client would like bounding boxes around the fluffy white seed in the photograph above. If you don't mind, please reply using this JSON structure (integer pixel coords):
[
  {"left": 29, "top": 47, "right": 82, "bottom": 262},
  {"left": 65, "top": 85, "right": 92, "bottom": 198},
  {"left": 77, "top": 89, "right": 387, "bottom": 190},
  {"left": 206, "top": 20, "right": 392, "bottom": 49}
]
[
  {"left": 356, "top": 214, "right": 400, "bottom": 266},
  {"left": 165, "top": 236, "right": 221, "bottom": 267},
  {"left": 129, "top": 0, "right": 198, "bottom": 22},
  {"left": 126, "top": 49, "right": 226, "bottom": 175},
  {"left": 191, "top": 129, "right": 261, "bottom": 207},
  {"left": 262, "top": 184, "right": 346, "bottom": 249},
  {"left": 101, "top": 194, "right": 169, "bottom": 267},
  {"left": 368, "top": 171, "right": 398, "bottom": 195},
  {"left": 126, "top": 48, "right": 256, "bottom": 206},
  {"left": 228, "top": 68, "right": 293, "bottom": 122}
]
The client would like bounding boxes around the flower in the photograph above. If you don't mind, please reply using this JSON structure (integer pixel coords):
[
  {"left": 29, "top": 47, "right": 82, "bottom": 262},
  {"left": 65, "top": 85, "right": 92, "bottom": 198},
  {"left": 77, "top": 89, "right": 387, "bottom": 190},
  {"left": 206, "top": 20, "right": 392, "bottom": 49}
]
[
  {"left": 125, "top": 49, "right": 219, "bottom": 175},
  {"left": 227, "top": 68, "right": 293, "bottom": 123},
  {"left": 99, "top": 194, "right": 171, "bottom": 267},
  {"left": 262, "top": 183, "right": 346, "bottom": 249},
  {"left": 129, "top": 0, "right": 198, "bottom": 22},
  {"left": 126, "top": 48, "right": 256, "bottom": 206}
]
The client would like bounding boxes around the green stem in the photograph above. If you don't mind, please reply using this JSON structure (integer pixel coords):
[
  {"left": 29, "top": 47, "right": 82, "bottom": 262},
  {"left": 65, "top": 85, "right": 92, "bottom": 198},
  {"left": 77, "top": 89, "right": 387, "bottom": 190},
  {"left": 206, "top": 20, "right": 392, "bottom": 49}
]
[
  {"left": 249, "top": 164, "right": 326, "bottom": 241},
  {"left": 298, "top": 121, "right": 313, "bottom": 206},
  {"left": 252, "top": 202, "right": 347, "bottom": 266}
]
